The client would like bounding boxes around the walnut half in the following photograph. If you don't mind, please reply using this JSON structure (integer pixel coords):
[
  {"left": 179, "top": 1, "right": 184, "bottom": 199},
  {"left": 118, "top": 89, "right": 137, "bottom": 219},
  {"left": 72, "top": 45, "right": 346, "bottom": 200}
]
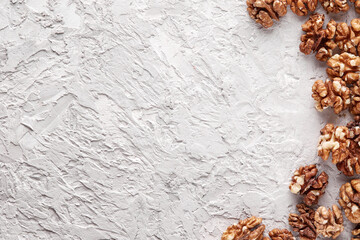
[
  {"left": 247, "top": 0, "right": 288, "bottom": 28},
  {"left": 311, "top": 78, "right": 350, "bottom": 114},
  {"left": 314, "top": 205, "right": 344, "bottom": 239},
  {"left": 320, "top": 0, "right": 350, "bottom": 13},
  {"left": 289, "top": 0, "right": 318, "bottom": 16},
  {"left": 327, "top": 52, "right": 360, "bottom": 84},
  {"left": 221, "top": 216, "right": 269, "bottom": 240},
  {"left": 289, "top": 164, "right": 328, "bottom": 206},
  {"left": 339, "top": 179, "right": 360, "bottom": 223},
  {"left": 317, "top": 123, "right": 350, "bottom": 164},
  {"left": 289, "top": 204, "right": 317, "bottom": 240},
  {"left": 269, "top": 228, "right": 295, "bottom": 240}
]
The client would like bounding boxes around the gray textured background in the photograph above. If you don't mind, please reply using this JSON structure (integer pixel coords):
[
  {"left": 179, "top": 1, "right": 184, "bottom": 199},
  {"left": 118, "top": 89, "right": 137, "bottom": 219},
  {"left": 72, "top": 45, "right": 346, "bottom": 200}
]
[{"left": 0, "top": 0, "right": 358, "bottom": 239}]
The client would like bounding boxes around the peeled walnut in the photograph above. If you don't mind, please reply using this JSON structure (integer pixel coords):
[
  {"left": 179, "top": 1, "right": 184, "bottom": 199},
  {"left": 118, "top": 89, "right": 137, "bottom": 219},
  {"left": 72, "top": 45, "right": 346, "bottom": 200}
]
[
  {"left": 247, "top": 0, "right": 288, "bottom": 28},
  {"left": 335, "top": 22, "right": 353, "bottom": 54},
  {"left": 300, "top": 13, "right": 326, "bottom": 55},
  {"left": 314, "top": 205, "right": 344, "bottom": 239},
  {"left": 336, "top": 117, "right": 360, "bottom": 176},
  {"left": 289, "top": 164, "right": 328, "bottom": 206},
  {"left": 320, "top": 0, "right": 350, "bottom": 13},
  {"left": 317, "top": 123, "right": 350, "bottom": 163},
  {"left": 316, "top": 20, "right": 337, "bottom": 61},
  {"left": 335, "top": 19, "right": 360, "bottom": 57},
  {"left": 311, "top": 78, "right": 350, "bottom": 114},
  {"left": 289, "top": 204, "right": 317, "bottom": 240},
  {"left": 221, "top": 216, "right": 269, "bottom": 240},
  {"left": 327, "top": 53, "right": 360, "bottom": 84},
  {"left": 317, "top": 120, "right": 360, "bottom": 176},
  {"left": 268, "top": 229, "right": 295, "bottom": 240},
  {"left": 352, "top": 224, "right": 360, "bottom": 239},
  {"left": 335, "top": 140, "right": 360, "bottom": 176},
  {"left": 289, "top": 0, "right": 318, "bottom": 16},
  {"left": 300, "top": 14, "right": 337, "bottom": 61},
  {"left": 339, "top": 179, "right": 360, "bottom": 223}
]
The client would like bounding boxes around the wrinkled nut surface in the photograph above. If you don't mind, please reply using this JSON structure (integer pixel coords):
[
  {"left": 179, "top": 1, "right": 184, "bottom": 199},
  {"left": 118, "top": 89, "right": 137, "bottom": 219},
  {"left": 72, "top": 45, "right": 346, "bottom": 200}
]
[
  {"left": 221, "top": 216, "right": 268, "bottom": 240},
  {"left": 317, "top": 120, "right": 360, "bottom": 176},
  {"left": 312, "top": 78, "right": 350, "bottom": 114},
  {"left": 350, "top": 0, "right": 360, "bottom": 14},
  {"left": 327, "top": 53, "right": 360, "bottom": 84},
  {"left": 300, "top": 14, "right": 337, "bottom": 61},
  {"left": 351, "top": 81, "right": 360, "bottom": 115},
  {"left": 314, "top": 205, "right": 344, "bottom": 239},
  {"left": 247, "top": 0, "right": 288, "bottom": 28},
  {"left": 348, "top": 116, "right": 360, "bottom": 143},
  {"left": 352, "top": 224, "right": 360, "bottom": 240},
  {"left": 317, "top": 123, "right": 350, "bottom": 163},
  {"left": 335, "top": 19, "right": 360, "bottom": 57},
  {"left": 320, "top": 0, "right": 350, "bottom": 13},
  {"left": 317, "top": 19, "right": 337, "bottom": 61},
  {"left": 268, "top": 229, "right": 295, "bottom": 240},
  {"left": 300, "top": 13, "right": 326, "bottom": 55},
  {"left": 290, "top": 0, "right": 318, "bottom": 16},
  {"left": 339, "top": 179, "right": 360, "bottom": 223},
  {"left": 289, "top": 164, "right": 328, "bottom": 206},
  {"left": 289, "top": 204, "right": 317, "bottom": 240}
]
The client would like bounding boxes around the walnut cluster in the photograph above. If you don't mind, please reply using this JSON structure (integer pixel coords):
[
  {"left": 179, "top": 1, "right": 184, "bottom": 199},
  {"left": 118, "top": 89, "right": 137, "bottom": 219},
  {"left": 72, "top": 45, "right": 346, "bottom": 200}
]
[
  {"left": 320, "top": 0, "right": 350, "bottom": 13},
  {"left": 221, "top": 216, "right": 294, "bottom": 240},
  {"left": 311, "top": 53, "right": 360, "bottom": 114},
  {"left": 289, "top": 204, "right": 344, "bottom": 239},
  {"left": 289, "top": 164, "right": 328, "bottom": 206},
  {"left": 317, "top": 119, "right": 360, "bottom": 176},
  {"left": 246, "top": 0, "right": 288, "bottom": 28},
  {"left": 301, "top": 16, "right": 360, "bottom": 63}
]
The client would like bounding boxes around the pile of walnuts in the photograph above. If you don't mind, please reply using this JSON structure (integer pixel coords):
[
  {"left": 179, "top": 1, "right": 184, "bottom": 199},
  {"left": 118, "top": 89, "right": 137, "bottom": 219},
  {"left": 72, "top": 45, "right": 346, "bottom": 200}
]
[
  {"left": 246, "top": 0, "right": 360, "bottom": 28},
  {"left": 307, "top": 17, "right": 360, "bottom": 115},
  {"left": 317, "top": 117, "right": 360, "bottom": 176},
  {"left": 221, "top": 2, "right": 360, "bottom": 240},
  {"left": 221, "top": 216, "right": 294, "bottom": 240}
]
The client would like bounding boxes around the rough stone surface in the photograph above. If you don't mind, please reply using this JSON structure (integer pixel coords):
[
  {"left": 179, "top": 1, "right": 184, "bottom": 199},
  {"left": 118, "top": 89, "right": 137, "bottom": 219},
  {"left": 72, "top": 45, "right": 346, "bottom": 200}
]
[{"left": 0, "top": 0, "right": 357, "bottom": 239}]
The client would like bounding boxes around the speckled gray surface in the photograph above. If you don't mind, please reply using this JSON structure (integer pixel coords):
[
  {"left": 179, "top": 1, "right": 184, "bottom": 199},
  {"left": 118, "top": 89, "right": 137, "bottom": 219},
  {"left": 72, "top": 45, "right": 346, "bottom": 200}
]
[{"left": 0, "top": 0, "right": 360, "bottom": 239}]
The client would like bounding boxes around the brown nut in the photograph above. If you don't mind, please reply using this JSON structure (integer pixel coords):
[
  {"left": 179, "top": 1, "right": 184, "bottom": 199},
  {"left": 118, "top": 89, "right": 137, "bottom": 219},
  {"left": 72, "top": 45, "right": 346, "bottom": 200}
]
[
  {"left": 352, "top": 224, "right": 360, "bottom": 239},
  {"left": 247, "top": 0, "right": 288, "bottom": 28},
  {"left": 317, "top": 123, "right": 350, "bottom": 163},
  {"left": 268, "top": 229, "right": 295, "bottom": 240},
  {"left": 327, "top": 53, "right": 360, "bottom": 84},
  {"left": 314, "top": 205, "right": 344, "bottom": 239},
  {"left": 221, "top": 216, "right": 268, "bottom": 240},
  {"left": 300, "top": 14, "right": 337, "bottom": 61},
  {"left": 320, "top": 0, "right": 350, "bottom": 13},
  {"left": 289, "top": 0, "right": 318, "bottom": 16},
  {"left": 311, "top": 78, "right": 350, "bottom": 114},
  {"left": 289, "top": 204, "right": 317, "bottom": 240},
  {"left": 339, "top": 179, "right": 360, "bottom": 223},
  {"left": 289, "top": 165, "right": 328, "bottom": 206}
]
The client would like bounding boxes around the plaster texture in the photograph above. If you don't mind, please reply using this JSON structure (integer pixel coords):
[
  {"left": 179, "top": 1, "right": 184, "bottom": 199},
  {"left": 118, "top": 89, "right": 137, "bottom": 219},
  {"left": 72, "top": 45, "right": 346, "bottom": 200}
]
[{"left": 0, "top": 0, "right": 358, "bottom": 239}]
